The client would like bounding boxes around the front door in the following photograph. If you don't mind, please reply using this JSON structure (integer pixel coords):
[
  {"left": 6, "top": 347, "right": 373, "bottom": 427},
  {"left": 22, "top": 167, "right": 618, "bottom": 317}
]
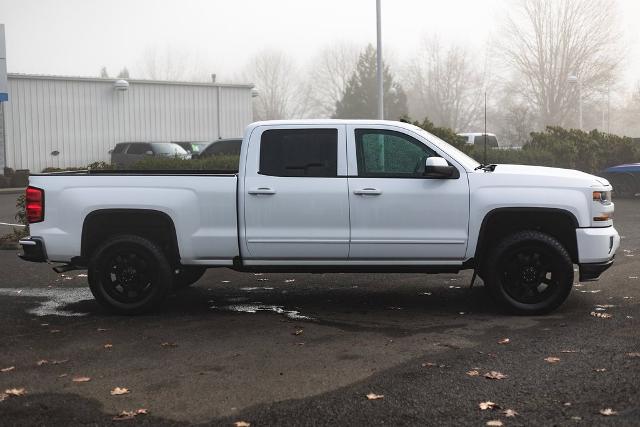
[
  {"left": 347, "top": 125, "right": 470, "bottom": 261},
  {"left": 243, "top": 126, "right": 350, "bottom": 261}
]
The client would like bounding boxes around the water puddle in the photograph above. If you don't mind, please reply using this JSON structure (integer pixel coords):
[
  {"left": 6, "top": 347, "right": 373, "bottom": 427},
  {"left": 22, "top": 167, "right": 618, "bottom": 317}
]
[
  {"left": 0, "top": 288, "right": 92, "bottom": 317},
  {"left": 210, "top": 302, "right": 313, "bottom": 321},
  {"left": 240, "top": 287, "right": 274, "bottom": 291}
]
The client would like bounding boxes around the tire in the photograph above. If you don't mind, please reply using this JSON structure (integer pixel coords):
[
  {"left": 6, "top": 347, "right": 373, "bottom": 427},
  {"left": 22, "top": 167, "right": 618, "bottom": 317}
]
[
  {"left": 88, "top": 234, "right": 172, "bottom": 315},
  {"left": 484, "top": 230, "right": 574, "bottom": 315},
  {"left": 173, "top": 266, "right": 206, "bottom": 289}
]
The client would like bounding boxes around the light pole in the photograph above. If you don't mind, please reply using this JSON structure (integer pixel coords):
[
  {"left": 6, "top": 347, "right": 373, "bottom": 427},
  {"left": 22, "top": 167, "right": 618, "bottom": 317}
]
[
  {"left": 376, "top": 0, "right": 383, "bottom": 120},
  {"left": 568, "top": 75, "right": 582, "bottom": 130}
]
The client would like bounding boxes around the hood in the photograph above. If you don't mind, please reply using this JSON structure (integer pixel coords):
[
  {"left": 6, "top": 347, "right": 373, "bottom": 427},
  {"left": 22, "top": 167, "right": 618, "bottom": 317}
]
[{"left": 483, "top": 164, "right": 610, "bottom": 187}]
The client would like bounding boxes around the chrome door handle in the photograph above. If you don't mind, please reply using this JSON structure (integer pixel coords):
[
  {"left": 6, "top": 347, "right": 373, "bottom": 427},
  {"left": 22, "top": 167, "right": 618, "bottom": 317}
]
[
  {"left": 353, "top": 188, "right": 382, "bottom": 195},
  {"left": 248, "top": 187, "right": 276, "bottom": 195}
]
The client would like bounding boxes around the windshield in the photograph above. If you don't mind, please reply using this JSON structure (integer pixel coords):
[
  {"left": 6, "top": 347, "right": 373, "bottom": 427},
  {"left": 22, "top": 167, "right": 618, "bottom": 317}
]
[
  {"left": 151, "top": 143, "right": 189, "bottom": 155},
  {"left": 410, "top": 126, "right": 481, "bottom": 170}
]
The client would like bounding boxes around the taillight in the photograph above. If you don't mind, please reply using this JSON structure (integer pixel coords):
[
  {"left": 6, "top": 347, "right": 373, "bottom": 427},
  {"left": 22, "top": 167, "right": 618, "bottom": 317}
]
[{"left": 26, "top": 186, "right": 44, "bottom": 223}]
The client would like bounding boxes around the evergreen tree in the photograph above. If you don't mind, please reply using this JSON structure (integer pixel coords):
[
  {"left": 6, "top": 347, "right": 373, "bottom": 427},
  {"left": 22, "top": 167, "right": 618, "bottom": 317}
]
[
  {"left": 117, "top": 68, "right": 130, "bottom": 79},
  {"left": 333, "top": 45, "right": 407, "bottom": 120}
]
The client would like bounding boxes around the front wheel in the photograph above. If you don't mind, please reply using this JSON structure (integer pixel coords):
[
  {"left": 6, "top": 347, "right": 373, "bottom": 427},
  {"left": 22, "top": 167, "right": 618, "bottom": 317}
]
[
  {"left": 485, "top": 230, "right": 574, "bottom": 315},
  {"left": 88, "top": 234, "right": 172, "bottom": 315}
]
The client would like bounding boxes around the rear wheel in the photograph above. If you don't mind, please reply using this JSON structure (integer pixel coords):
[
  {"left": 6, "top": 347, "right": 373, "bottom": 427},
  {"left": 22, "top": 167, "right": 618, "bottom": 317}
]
[
  {"left": 88, "top": 234, "right": 172, "bottom": 314},
  {"left": 485, "top": 230, "right": 573, "bottom": 315},
  {"left": 173, "top": 266, "right": 206, "bottom": 289}
]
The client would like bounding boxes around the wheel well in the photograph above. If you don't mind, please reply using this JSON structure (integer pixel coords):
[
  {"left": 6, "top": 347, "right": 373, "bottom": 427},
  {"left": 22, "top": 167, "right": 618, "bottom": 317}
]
[
  {"left": 81, "top": 209, "right": 180, "bottom": 265},
  {"left": 476, "top": 208, "right": 579, "bottom": 266}
]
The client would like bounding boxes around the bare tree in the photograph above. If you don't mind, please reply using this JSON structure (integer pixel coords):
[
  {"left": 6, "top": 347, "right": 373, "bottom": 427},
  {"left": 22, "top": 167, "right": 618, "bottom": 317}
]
[
  {"left": 306, "top": 42, "right": 360, "bottom": 118},
  {"left": 615, "top": 82, "right": 640, "bottom": 136},
  {"left": 244, "top": 50, "right": 311, "bottom": 120},
  {"left": 405, "top": 37, "right": 485, "bottom": 131},
  {"left": 500, "top": 0, "right": 621, "bottom": 128},
  {"left": 138, "top": 45, "right": 209, "bottom": 82}
]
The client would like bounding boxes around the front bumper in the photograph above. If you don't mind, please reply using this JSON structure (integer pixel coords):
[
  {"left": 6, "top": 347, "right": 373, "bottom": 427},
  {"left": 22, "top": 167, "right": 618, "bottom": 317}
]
[
  {"left": 18, "top": 237, "right": 47, "bottom": 262},
  {"left": 576, "top": 226, "right": 619, "bottom": 281},
  {"left": 579, "top": 258, "right": 614, "bottom": 282}
]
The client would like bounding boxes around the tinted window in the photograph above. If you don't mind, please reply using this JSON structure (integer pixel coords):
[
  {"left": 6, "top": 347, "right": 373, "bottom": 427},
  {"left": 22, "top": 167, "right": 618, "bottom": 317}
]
[
  {"left": 126, "top": 143, "right": 152, "bottom": 155},
  {"left": 112, "top": 143, "right": 128, "bottom": 154},
  {"left": 205, "top": 140, "right": 242, "bottom": 156},
  {"left": 474, "top": 135, "right": 498, "bottom": 148},
  {"left": 260, "top": 129, "right": 338, "bottom": 177},
  {"left": 355, "top": 129, "right": 437, "bottom": 177}
]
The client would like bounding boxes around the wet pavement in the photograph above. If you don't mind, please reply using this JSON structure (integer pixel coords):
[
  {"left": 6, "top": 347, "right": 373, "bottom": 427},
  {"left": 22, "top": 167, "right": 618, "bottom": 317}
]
[{"left": 0, "top": 200, "right": 638, "bottom": 426}]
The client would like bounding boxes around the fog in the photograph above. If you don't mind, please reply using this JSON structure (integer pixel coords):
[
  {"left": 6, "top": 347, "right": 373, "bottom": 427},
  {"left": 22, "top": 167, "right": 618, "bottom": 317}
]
[{"left": 1, "top": 0, "right": 640, "bottom": 138}]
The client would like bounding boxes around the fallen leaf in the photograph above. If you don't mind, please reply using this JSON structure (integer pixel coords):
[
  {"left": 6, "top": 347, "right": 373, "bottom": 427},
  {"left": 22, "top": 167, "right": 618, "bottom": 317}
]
[
  {"left": 110, "top": 387, "right": 130, "bottom": 396},
  {"left": 590, "top": 312, "right": 612, "bottom": 319},
  {"left": 497, "top": 338, "right": 510, "bottom": 345},
  {"left": 560, "top": 350, "right": 578, "bottom": 353},
  {"left": 160, "top": 342, "right": 178, "bottom": 347},
  {"left": 599, "top": 408, "right": 618, "bottom": 416},
  {"left": 504, "top": 409, "right": 518, "bottom": 417},
  {"left": 58, "top": 374, "right": 68, "bottom": 378},
  {"left": 50, "top": 329, "right": 61, "bottom": 333},
  {"left": 104, "top": 344, "right": 113, "bottom": 349},
  {"left": 233, "top": 422, "right": 251, "bottom": 427},
  {"left": 484, "top": 371, "right": 508, "bottom": 380},
  {"left": 571, "top": 416, "right": 582, "bottom": 421},
  {"left": 466, "top": 370, "right": 480, "bottom": 377},
  {"left": 113, "top": 409, "right": 148, "bottom": 421},
  {"left": 97, "top": 328, "right": 109, "bottom": 332},
  {"left": 1, "top": 366, "right": 15, "bottom": 373},
  {"left": 544, "top": 356, "right": 561, "bottom": 364},
  {"left": 626, "top": 352, "right": 640, "bottom": 358},
  {"left": 594, "top": 368, "right": 607, "bottom": 372},
  {"left": 72, "top": 376, "right": 91, "bottom": 383},
  {"left": 292, "top": 329, "right": 304, "bottom": 336},
  {"left": 486, "top": 421, "right": 503, "bottom": 426},
  {"left": 366, "top": 393, "right": 384, "bottom": 400},
  {"left": 51, "top": 359, "right": 69, "bottom": 365},
  {"left": 284, "top": 279, "right": 295, "bottom": 283},
  {"left": 422, "top": 362, "right": 436, "bottom": 368},
  {"left": 0, "top": 393, "right": 7, "bottom": 402},
  {"left": 36, "top": 359, "right": 49, "bottom": 366},
  {"left": 5, "top": 388, "right": 26, "bottom": 397},
  {"left": 479, "top": 401, "right": 497, "bottom": 410},
  {"left": 594, "top": 304, "right": 615, "bottom": 308}
]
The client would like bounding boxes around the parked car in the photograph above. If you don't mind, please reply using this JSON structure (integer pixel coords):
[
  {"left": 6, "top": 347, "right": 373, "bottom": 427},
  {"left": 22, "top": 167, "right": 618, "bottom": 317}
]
[
  {"left": 458, "top": 132, "right": 499, "bottom": 148},
  {"left": 110, "top": 142, "right": 190, "bottom": 167},
  {"left": 20, "top": 120, "right": 618, "bottom": 316},
  {"left": 173, "top": 141, "right": 211, "bottom": 156},
  {"left": 192, "top": 138, "right": 242, "bottom": 159},
  {"left": 600, "top": 163, "right": 640, "bottom": 198}
]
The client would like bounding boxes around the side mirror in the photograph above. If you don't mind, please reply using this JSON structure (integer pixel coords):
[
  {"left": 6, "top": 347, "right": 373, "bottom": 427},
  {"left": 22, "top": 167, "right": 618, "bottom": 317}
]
[
  {"left": 424, "top": 157, "right": 458, "bottom": 179},
  {"left": 144, "top": 150, "right": 154, "bottom": 156}
]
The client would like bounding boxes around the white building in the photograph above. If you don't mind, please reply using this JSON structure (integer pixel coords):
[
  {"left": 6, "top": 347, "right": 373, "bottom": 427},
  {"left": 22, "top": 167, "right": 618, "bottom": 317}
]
[{"left": 0, "top": 74, "right": 254, "bottom": 172}]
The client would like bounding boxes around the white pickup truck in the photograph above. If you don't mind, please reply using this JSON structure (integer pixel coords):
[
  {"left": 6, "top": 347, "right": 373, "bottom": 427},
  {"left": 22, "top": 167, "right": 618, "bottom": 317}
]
[{"left": 19, "top": 120, "right": 620, "bottom": 315}]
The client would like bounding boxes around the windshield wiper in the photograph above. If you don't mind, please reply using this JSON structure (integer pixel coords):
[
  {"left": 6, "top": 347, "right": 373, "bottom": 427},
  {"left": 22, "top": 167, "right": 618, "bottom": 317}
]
[{"left": 474, "top": 164, "right": 497, "bottom": 172}]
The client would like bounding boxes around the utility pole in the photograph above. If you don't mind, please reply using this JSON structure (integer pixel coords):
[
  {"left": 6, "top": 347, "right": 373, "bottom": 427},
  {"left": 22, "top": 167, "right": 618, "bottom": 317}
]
[{"left": 376, "top": 0, "right": 383, "bottom": 120}]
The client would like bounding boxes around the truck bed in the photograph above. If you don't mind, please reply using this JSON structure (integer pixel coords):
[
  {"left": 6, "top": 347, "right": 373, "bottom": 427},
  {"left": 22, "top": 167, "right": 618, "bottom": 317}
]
[{"left": 27, "top": 173, "right": 240, "bottom": 265}]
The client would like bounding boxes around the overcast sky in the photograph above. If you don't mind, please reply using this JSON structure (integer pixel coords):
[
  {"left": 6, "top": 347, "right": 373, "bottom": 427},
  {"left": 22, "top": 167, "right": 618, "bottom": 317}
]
[{"left": 1, "top": 0, "right": 639, "bottom": 88}]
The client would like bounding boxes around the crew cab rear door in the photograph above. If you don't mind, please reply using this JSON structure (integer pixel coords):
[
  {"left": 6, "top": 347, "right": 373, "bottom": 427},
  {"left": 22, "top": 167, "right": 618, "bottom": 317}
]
[
  {"left": 241, "top": 125, "right": 350, "bottom": 261},
  {"left": 346, "top": 124, "right": 470, "bottom": 261}
]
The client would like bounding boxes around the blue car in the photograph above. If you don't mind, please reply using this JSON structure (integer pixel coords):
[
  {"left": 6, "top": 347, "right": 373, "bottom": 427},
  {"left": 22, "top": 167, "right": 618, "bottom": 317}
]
[{"left": 601, "top": 163, "right": 640, "bottom": 198}]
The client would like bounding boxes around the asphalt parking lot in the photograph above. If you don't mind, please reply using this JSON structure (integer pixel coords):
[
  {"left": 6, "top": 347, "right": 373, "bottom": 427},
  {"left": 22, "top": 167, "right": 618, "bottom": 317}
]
[{"left": 0, "top": 196, "right": 638, "bottom": 426}]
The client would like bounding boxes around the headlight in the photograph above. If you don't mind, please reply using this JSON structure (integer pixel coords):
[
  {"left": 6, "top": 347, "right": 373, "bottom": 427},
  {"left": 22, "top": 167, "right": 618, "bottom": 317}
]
[{"left": 593, "top": 191, "right": 612, "bottom": 205}]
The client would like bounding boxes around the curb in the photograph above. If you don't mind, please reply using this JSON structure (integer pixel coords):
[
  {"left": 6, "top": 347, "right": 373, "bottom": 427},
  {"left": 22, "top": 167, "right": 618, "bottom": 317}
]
[{"left": 0, "top": 188, "right": 25, "bottom": 195}]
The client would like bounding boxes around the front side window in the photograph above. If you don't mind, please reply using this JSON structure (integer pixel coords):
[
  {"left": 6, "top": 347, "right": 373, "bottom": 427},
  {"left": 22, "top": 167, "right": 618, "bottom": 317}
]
[
  {"left": 355, "top": 129, "right": 437, "bottom": 177},
  {"left": 126, "top": 143, "right": 152, "bottom": 155},
  {"left": 260, "top": 129, "right": 338, "bottom": 177}
]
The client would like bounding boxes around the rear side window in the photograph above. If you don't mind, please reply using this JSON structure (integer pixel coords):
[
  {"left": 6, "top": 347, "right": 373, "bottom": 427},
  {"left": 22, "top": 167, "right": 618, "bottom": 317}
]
[
  {"left": 126, "top": 143, "right": 152, "bottom": 155},
  {"left": 112, "top": 144, "right": 128, "bottom": 154},
  {"left": 259, "top": 129, "right": 338, "bottom": 177}
]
